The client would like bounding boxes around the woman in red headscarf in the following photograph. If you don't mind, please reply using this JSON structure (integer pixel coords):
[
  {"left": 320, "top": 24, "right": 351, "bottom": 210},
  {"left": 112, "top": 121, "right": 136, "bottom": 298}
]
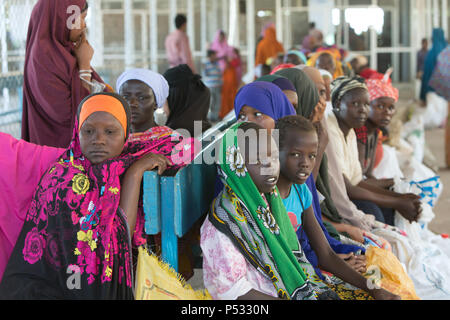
[
  {"left": 355, "top": 77, "right": 399, "bottom": 189},
  {"left": 21, "top": 0, "right": 109, "bottom": 149}
]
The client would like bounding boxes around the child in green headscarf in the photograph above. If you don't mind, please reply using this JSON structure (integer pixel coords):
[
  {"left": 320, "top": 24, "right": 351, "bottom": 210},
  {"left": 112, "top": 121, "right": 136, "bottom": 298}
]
[{"left": 200, "top": 122, "right": 340, "bottom": 300}]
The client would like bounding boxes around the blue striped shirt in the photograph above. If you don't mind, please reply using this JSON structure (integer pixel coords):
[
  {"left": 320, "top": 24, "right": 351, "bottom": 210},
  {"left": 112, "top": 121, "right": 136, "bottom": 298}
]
[{"left": 202, "top": 61, "right": 223, "bottom": 88}]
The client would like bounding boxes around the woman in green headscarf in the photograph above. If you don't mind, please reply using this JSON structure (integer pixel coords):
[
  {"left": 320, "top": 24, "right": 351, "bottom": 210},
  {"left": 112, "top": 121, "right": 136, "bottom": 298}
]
[{"left": 200, "top": 121, "right": 340, "bottom": 300}]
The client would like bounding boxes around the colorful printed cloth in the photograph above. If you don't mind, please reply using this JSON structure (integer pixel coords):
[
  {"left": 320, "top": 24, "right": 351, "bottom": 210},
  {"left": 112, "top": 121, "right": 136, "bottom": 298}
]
[{"left": 0, "top": 101, "right": 193, "bottom": 299}]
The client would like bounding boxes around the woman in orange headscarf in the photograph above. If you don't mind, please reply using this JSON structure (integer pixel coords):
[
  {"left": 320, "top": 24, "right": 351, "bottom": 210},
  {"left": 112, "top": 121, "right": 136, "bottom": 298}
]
[{"left": 255, "top": 26, "right": 285, "bottom": 67}]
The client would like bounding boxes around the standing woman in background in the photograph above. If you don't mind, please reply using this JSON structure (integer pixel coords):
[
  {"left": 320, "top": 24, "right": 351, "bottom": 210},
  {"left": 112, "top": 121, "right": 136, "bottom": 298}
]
[{"left": 21, "top": 0, "right": 109, "bottom": 148}]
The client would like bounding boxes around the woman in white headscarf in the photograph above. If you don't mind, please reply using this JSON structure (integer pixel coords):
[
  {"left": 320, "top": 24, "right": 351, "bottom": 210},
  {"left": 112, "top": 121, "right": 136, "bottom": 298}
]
[{"left": 116, "top": 68, "right": 170, "bottom": 133}]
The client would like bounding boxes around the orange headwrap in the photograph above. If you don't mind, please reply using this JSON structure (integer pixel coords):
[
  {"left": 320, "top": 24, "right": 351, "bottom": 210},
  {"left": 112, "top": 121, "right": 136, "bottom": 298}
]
[{"left": 78, "top": 94, "right": 128, "bottom": 137}]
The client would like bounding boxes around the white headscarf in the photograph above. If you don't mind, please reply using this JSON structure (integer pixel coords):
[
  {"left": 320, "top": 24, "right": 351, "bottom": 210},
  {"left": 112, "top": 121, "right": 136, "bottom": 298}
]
[{"left": 116, "top": 68, "right": 169, "bottom": 108}]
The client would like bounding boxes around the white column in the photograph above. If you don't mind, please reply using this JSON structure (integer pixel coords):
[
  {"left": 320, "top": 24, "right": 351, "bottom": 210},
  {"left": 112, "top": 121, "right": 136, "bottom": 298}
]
[
  {"left": 141, "top": 13, "right": 148, "bottom": 68},
  {"left": 0, "top": 0, "right": 9, "bottom": 110},
  {"left": 432, "top": 0, "right": 439, "bottom": 28},
  {"left": 228, "top": 0, "right": 239, "bottom": 47},
  {"left": 426, "top": 0, "right": 432, "bottom": 37},
  {"left": 201, "top": 0, "right": 207, "bottom": 55},
  {"left": 246, "top": 0, "right": 255, "bottom": 78},
  {"left": 393, "top": 6, "right": 400, "bottom": 82},
  {"left": 275, "top": 0, "right": 283, "bottom": 44},
  {"left": 187, "top": 0, "right": 195, "bottom": 53},
  {"left": 283, "top": 0, "right": 292, "bottom": 49},
  {"left": 211, "top": 0, "right": 219, "bottom": 40},
  {"left": 0, "top": 0, "right": 8, "bottom": 74},
  {"left": 87, "top": 0, "right": 104, "bottom": 68},
  {"left": 149, "top": 0, "right": 158, "bottom": 71},
  {"left": 222, "top": 0, "right": 229, "bottom": 34},
  {"left": 169, "top": 0, "right": 177, "bottom": 33},
  {"left": 124, "top": 0, "right": 135, "bottom": 68},
  {"left": 442, "top": 0, "right": 448, "bottom": 39}
]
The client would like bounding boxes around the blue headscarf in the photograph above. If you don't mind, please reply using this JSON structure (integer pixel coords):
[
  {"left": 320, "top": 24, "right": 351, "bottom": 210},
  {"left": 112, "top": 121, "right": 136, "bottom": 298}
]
[
  {"left": 234, "top": 81, "right": 296, "bottom": 119},
  {"left": 420, "top": 28, "right": 448, "bottom": 101}
]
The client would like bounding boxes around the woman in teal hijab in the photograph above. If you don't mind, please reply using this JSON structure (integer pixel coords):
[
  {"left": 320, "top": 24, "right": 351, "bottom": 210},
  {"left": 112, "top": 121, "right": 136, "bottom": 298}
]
[{"left": 420, "top": 28, "right": 448, "bottom": 102}]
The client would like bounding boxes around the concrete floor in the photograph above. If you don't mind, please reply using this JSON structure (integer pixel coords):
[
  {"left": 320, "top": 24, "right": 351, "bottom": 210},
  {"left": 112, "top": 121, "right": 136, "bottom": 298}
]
[{"left": 425, "top": 127, "right": 450, "bottom": 235}]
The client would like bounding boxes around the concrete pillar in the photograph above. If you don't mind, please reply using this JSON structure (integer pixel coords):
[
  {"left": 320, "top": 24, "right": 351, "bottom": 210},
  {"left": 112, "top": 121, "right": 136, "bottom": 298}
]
[
  {"left": 149, "top": 0, "right": 158, "bottom": 71},
  {"left": 124, "top": 0, "right": 135, "bottom": 68},
  {"left": 246, "top": 0, "right": 255, "bottom": 78}
]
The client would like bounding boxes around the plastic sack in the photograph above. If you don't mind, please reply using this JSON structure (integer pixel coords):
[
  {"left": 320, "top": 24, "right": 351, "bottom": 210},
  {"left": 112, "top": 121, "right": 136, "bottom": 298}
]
[
  {"left": 423, "top": 92, "right": 448, "bottom": 129},
  {"left": 135, "top": 246, "right": 211, "bottom": 300},
  {"left": 364, "top": 246, "right": 420, "bottom": 300},
  {"left": 401, "top": 110, "right": 426, "bottom": 163},
  {"left": 372, "top": 145, "right": 404, "bottom": 180},
  {"left": 409, "top": 176, "right": 441, "bottom": 208}
]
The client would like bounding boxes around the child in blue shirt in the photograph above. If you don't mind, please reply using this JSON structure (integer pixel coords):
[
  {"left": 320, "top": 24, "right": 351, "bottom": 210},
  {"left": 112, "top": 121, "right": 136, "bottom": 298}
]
[{"left": 276, "top": 115, "right": 400, "bottom": 300}]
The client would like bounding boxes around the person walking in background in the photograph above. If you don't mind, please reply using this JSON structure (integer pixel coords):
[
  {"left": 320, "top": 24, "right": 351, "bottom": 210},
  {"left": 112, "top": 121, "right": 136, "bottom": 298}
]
[
  {"left": 165, "top": 14, "right": 196, "bottom": 73},
  {"left": 428, "top": 45, "right": 450, "bottom": 167},
  {"left": 255, "top": 25, "right": 285, "bottom": 68},
  {"left": 202, "top": 50, "right": 223, "bottom": 123},
  {"left": 420, "top": 28, "right": 447, "bottom": 104},
  {"left": 416, "top": 38, "right": 429, "bottom": 80}
]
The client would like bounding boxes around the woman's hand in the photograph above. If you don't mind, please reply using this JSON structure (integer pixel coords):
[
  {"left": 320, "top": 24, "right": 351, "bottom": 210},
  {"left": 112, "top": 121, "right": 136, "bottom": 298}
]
[
  {"left": 129, "top": 152, "right": 172, "bottom": 176},
  {"left": 74, "top": 32, "right": 94, "bottom": 71},
  {"left": 395, "top": 196, "right": 422, "bottom": 223},
  {"left": 310, "top": 97, "right": 327, "bottom": 124}
]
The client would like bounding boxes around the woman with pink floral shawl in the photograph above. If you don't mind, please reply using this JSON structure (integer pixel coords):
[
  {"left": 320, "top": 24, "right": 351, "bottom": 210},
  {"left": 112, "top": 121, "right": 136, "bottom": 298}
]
[{"left": 0, "top": 93, "right": 193, "bottom": 299}]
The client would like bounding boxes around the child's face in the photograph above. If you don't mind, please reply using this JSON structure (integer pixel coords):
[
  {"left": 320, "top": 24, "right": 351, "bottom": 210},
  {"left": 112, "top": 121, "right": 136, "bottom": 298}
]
[
  {"left": 209, "top": 53, "right": 217, "bottom": 62},
  {"left": 240, "top": 134, "right": 280, "bottom": 194},
  {"left": 238, "top": 106, "right": 276, "bottom": 133},
  {"left": 79, "top": 111, "right": 126, "bottom": 164},
  {"left": 120, "top": 80, "right": 156, "bottom": 133},
  {"left": 369, "top": 97, "right": 396, "bottom": 128},
  {"left": 335, "top": 88, "right": 370, "bottom": 129},
  {"left": 279, "top": 129, "right": 318, "bottom": 185}
]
